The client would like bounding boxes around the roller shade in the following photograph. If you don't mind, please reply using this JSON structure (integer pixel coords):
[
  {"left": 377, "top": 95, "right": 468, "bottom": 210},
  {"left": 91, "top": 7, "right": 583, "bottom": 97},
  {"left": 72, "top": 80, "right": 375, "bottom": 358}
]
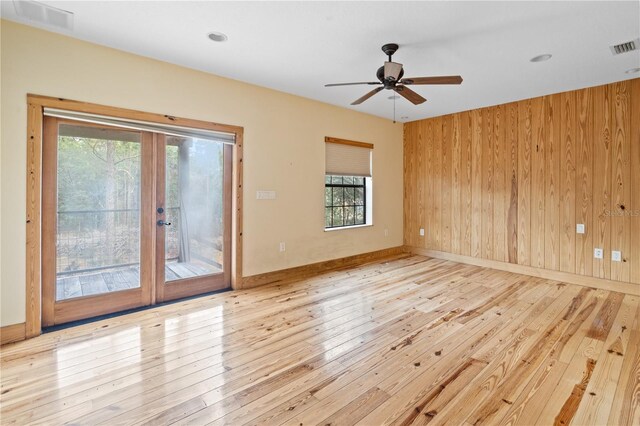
[
  {"left": 325, "top": 137, "right": 373, "bottom": 177},
  {"left": 58, "top": 123, "right": 141, "bottom": 143},
  {"left": 44, "top": 108, "right": 236, "bottom": 144}
]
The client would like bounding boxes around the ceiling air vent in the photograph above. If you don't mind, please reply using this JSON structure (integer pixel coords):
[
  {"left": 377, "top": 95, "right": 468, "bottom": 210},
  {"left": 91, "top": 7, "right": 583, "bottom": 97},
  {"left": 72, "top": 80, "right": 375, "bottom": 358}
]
[
  {"left": 610, "top": 39, "right": 639, "bottom": 55},
  {"left": 13, "top": 0, "right": 74, "bottom": 30}
]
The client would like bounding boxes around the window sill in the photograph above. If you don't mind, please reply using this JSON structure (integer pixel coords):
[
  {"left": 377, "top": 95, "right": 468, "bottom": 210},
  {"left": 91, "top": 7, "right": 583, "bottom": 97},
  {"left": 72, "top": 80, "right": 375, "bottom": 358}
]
[{"left": 324, "top": 224, "right": 373, "bottom": 232}]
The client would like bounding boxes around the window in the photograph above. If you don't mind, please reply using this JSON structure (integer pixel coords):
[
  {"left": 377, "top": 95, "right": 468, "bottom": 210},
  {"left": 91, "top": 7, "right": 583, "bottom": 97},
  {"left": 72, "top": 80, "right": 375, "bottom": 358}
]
[
  {"left": 324, "top": 136, "right": 373, "bottom": 230},
  {"left": 325, "top": 176, "right": 366, "bottom": 228}
]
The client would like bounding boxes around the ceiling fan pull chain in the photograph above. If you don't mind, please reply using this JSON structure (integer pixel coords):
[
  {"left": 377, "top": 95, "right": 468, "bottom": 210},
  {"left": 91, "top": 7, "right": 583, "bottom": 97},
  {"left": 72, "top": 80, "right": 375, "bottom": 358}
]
[{"left": 393, "top": 95, "right": 396, "bottom": 123}]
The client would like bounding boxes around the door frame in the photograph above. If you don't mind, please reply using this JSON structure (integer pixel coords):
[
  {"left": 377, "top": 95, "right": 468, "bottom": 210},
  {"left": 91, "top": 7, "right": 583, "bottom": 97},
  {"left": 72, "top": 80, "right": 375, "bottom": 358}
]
[{"left": 25, "top": 94, "right": 244, "bottom": 337}]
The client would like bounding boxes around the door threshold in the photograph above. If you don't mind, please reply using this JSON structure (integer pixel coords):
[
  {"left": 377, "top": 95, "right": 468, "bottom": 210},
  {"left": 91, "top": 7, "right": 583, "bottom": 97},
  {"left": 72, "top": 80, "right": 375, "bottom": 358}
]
[{"left": 42, "top": 287, "right": 231, "bottom": 333}]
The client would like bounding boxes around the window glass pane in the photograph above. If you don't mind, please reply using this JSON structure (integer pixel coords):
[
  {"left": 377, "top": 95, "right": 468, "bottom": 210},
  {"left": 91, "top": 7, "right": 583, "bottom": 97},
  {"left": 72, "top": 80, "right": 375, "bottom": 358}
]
[
  {"left": 55, "top": 125, "right": 142, "bottom": 301},
  {"left": 331, "top": 176, "right": 343, "bottom": 184},
  {"left": 344, "top": 206, "right": 355, "bottom": 225},
  {"left": 333, "top": 187, "right": 344, "bottom": 206},
  {"left": 332, "top": 207, "right": 344, "bottom": 227},
  {"left": 344, "top": 187, "right": 355, "bottom": 206},
  {"left": 355, "top": 206, "right": 365, "bottom": 224},
  {"left": 325, "top": 207, "right": 332, "bottom": 227},
  {"left": 325, "top": 187, "right": 332, "bottom": 206},
  {"left": 353, "top": 177, "right": 364, "bottom": 185},
  {"left": 343, "top": 176, "right": 353, "bottom": 185},
  {"left": 355, "top": 187, "right": 364, "bottom": 205},
  {"left": 325, "top": 175, "right": 332, "bottom": 184}
]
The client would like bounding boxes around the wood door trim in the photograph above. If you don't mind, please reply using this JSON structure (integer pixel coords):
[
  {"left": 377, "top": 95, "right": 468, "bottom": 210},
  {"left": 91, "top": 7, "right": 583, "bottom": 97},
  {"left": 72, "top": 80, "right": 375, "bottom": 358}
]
[
  {"left": 223, "top": 144, "right": 233, "bottom": 285},
  {"left": 154, "top": 134, "right": 167, "bottom": 303},
  {"left": 0, "top": 323, "right": 26, "bottom": 346},
  {"left": 41, "top": 117, "right": 57, "bottom": 327},
  {"left": 26, "top": 95, "right": 244, "bottom": 336},
  {"left": 25, "top": 103, "right": 43, "bottom": 338},
  {"left": 27, "top": 94, "right": 244, "bottom": 136},
  {"left": 162, "top": 274, "right": 228, "bottom": 301},
  {"left": 232, "top": 132, "right": 243, "bottom": 289},
  {"left": 52, "top": 288, "right": 146, "bottom": 325}
]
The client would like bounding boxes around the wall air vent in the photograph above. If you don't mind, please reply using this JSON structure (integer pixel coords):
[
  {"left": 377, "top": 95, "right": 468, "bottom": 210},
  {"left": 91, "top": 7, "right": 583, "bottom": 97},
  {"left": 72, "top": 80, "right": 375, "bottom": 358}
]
[
  {"left": 610, "top": 39, "right": 639, "bottom": 55},
  {"left": 13, "top": 0, "right": 74, "bottom": 30}
]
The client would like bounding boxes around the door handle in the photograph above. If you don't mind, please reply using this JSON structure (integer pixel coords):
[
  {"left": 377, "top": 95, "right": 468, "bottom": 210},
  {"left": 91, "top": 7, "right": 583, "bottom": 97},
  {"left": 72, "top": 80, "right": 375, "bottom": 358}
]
[{"left": 157, "top": 220, "right": 172, "bottom": 226}]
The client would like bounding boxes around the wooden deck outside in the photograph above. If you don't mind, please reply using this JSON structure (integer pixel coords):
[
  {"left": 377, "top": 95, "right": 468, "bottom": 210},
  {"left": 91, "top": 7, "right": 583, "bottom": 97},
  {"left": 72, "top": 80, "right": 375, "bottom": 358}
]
[
  {"left": 1, "top": 254, "right": 638, "bottom": 425},
  {"left": 56, "top": 260, "right": 221, "bottom": 300}
]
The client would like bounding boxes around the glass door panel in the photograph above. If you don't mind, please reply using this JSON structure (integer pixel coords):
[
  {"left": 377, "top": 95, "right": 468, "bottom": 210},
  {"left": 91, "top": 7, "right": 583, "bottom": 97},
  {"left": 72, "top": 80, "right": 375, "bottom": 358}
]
[
  {"left": 55, "top": 123, "right": 142, "bottom": 300},
  {"left": 164, "top": 137, "right": 224, "bottom": 281},
  {"left": 156, "top": 135, "right": 231, "bottom": 302}
]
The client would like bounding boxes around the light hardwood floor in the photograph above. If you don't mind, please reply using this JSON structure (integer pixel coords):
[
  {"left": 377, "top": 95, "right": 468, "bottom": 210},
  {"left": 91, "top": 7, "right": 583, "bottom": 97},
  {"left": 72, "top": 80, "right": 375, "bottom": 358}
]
[{"left": 0, "top": 254, "right": 638, "bottom": 425}]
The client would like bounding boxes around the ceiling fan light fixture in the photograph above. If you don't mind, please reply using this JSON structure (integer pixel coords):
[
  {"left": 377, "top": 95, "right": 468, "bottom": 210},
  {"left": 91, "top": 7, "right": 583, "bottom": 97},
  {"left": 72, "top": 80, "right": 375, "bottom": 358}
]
[
  {"left": 530, "top": 53, "right": 552, "bottom": 63},
  {"left": 384, "top": 61, "right": 403, "bottom": 81},
  {"left": 207, "top": 31, "right": 228, "bottom": 42}
]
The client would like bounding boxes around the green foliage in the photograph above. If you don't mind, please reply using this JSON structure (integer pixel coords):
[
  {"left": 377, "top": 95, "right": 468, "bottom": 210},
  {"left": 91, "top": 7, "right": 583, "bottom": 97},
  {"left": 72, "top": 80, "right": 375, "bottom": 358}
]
[
  {"left": 55, "top": 133, "right": 225, "bottom": 275},
  {"left": 57, "top": 136, "right": 141, "bottom": 212}
]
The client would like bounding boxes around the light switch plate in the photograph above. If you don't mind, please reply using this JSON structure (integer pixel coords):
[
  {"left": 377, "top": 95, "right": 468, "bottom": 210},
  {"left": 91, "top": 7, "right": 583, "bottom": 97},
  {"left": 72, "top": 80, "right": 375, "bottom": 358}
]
[
  {"left": 594, "top": 248, "right": 604, "bottom": 259},
  {"left": 612, "top": 250, "right": 622, "bottom": 262},
  {"left": 419, "top": 228, "right": 425, "bottom": 236},
  {"left": 576, "top": 224, "right": 585, "bottom": 234},
  {"left": 257, "top": 190, "right": 276, "bottom": 200}
]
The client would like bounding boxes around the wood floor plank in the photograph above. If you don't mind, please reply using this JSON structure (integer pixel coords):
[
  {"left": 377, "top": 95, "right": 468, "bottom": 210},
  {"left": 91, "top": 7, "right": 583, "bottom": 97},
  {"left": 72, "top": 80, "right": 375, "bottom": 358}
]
[
  {"left": 607, "top": 328, "right": 640, "bottom": 426},
  {"left": 0, "top": 255, "right": 637, "bottom": 426},
  {"left": 571, "top": 293, "right": 638, "bottom": 425}
]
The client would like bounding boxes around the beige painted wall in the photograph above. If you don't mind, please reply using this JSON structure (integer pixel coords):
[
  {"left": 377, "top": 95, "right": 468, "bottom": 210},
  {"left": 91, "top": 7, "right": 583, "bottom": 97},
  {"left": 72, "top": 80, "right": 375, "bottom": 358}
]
[{"left": 0, "top": 21, "right": 403, "bottom": 327}]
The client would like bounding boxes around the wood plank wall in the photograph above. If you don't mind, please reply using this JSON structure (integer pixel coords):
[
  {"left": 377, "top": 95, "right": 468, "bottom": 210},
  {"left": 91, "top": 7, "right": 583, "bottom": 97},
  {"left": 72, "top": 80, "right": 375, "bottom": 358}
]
[{"left": 404, "top": 78, "right": 640, "bottom": 285}]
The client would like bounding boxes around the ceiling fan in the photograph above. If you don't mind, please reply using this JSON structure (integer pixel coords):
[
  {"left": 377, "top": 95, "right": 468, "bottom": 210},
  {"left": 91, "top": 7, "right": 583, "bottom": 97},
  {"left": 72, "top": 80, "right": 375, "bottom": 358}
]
[{"left": 325, "top": 43, "right": 463, "bottom": 106}]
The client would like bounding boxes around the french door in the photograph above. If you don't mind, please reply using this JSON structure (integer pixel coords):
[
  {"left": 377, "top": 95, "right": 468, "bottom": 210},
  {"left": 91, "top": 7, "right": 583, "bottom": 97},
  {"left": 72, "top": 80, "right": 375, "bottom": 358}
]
[
  {"left": 155, "top": 134, "right": 232, "bottom": 302},
  {"left": 42, "top": 117, "right": 231, "bottom": 326}
]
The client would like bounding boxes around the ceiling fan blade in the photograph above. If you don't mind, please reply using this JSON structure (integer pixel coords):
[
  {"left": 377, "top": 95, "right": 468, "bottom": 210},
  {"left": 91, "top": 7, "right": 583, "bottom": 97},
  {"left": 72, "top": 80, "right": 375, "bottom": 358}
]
[
  {"left": 384, "top": 61, "right": 403, "bottom": 81},
  {"left": 401, "top": 75, "right": 463, "bottom": 85},
  {"left": 394, "top": 86, "right": 426, "bottom": 105},
  {"left": 325, "top": 81, "right": 381, "bottom": 87},
  {"left": 351, "top": 87, "right": 384, "bottom": 105}
]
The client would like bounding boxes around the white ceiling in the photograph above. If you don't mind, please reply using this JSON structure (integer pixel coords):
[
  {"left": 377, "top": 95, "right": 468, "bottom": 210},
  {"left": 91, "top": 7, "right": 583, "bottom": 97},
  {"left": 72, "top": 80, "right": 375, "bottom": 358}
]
[{"left": 2, "top": 1, "right": 640, "bottom": 122}]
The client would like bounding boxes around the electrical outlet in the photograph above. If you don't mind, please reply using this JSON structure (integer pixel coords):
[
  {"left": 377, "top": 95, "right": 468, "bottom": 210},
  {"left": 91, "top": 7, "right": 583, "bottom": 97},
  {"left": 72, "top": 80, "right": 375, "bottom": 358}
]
[
  {"left": 384, "top": 228, "right": 389, "bottom": 237},
  {"left": 279, "top": 242, "right": 286, "bottom": 252},
  {"left": 419, "top": 228, "right": 425, "bottom": 236},
  {"left": 612, "top": 250, "right": 622, "bottom": 262},
  {"left": 576, "top": 224, "right": 585, "bottom": 234},
  {"left": 594, "top": 248, "right": 603, "bottom": 259}
]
